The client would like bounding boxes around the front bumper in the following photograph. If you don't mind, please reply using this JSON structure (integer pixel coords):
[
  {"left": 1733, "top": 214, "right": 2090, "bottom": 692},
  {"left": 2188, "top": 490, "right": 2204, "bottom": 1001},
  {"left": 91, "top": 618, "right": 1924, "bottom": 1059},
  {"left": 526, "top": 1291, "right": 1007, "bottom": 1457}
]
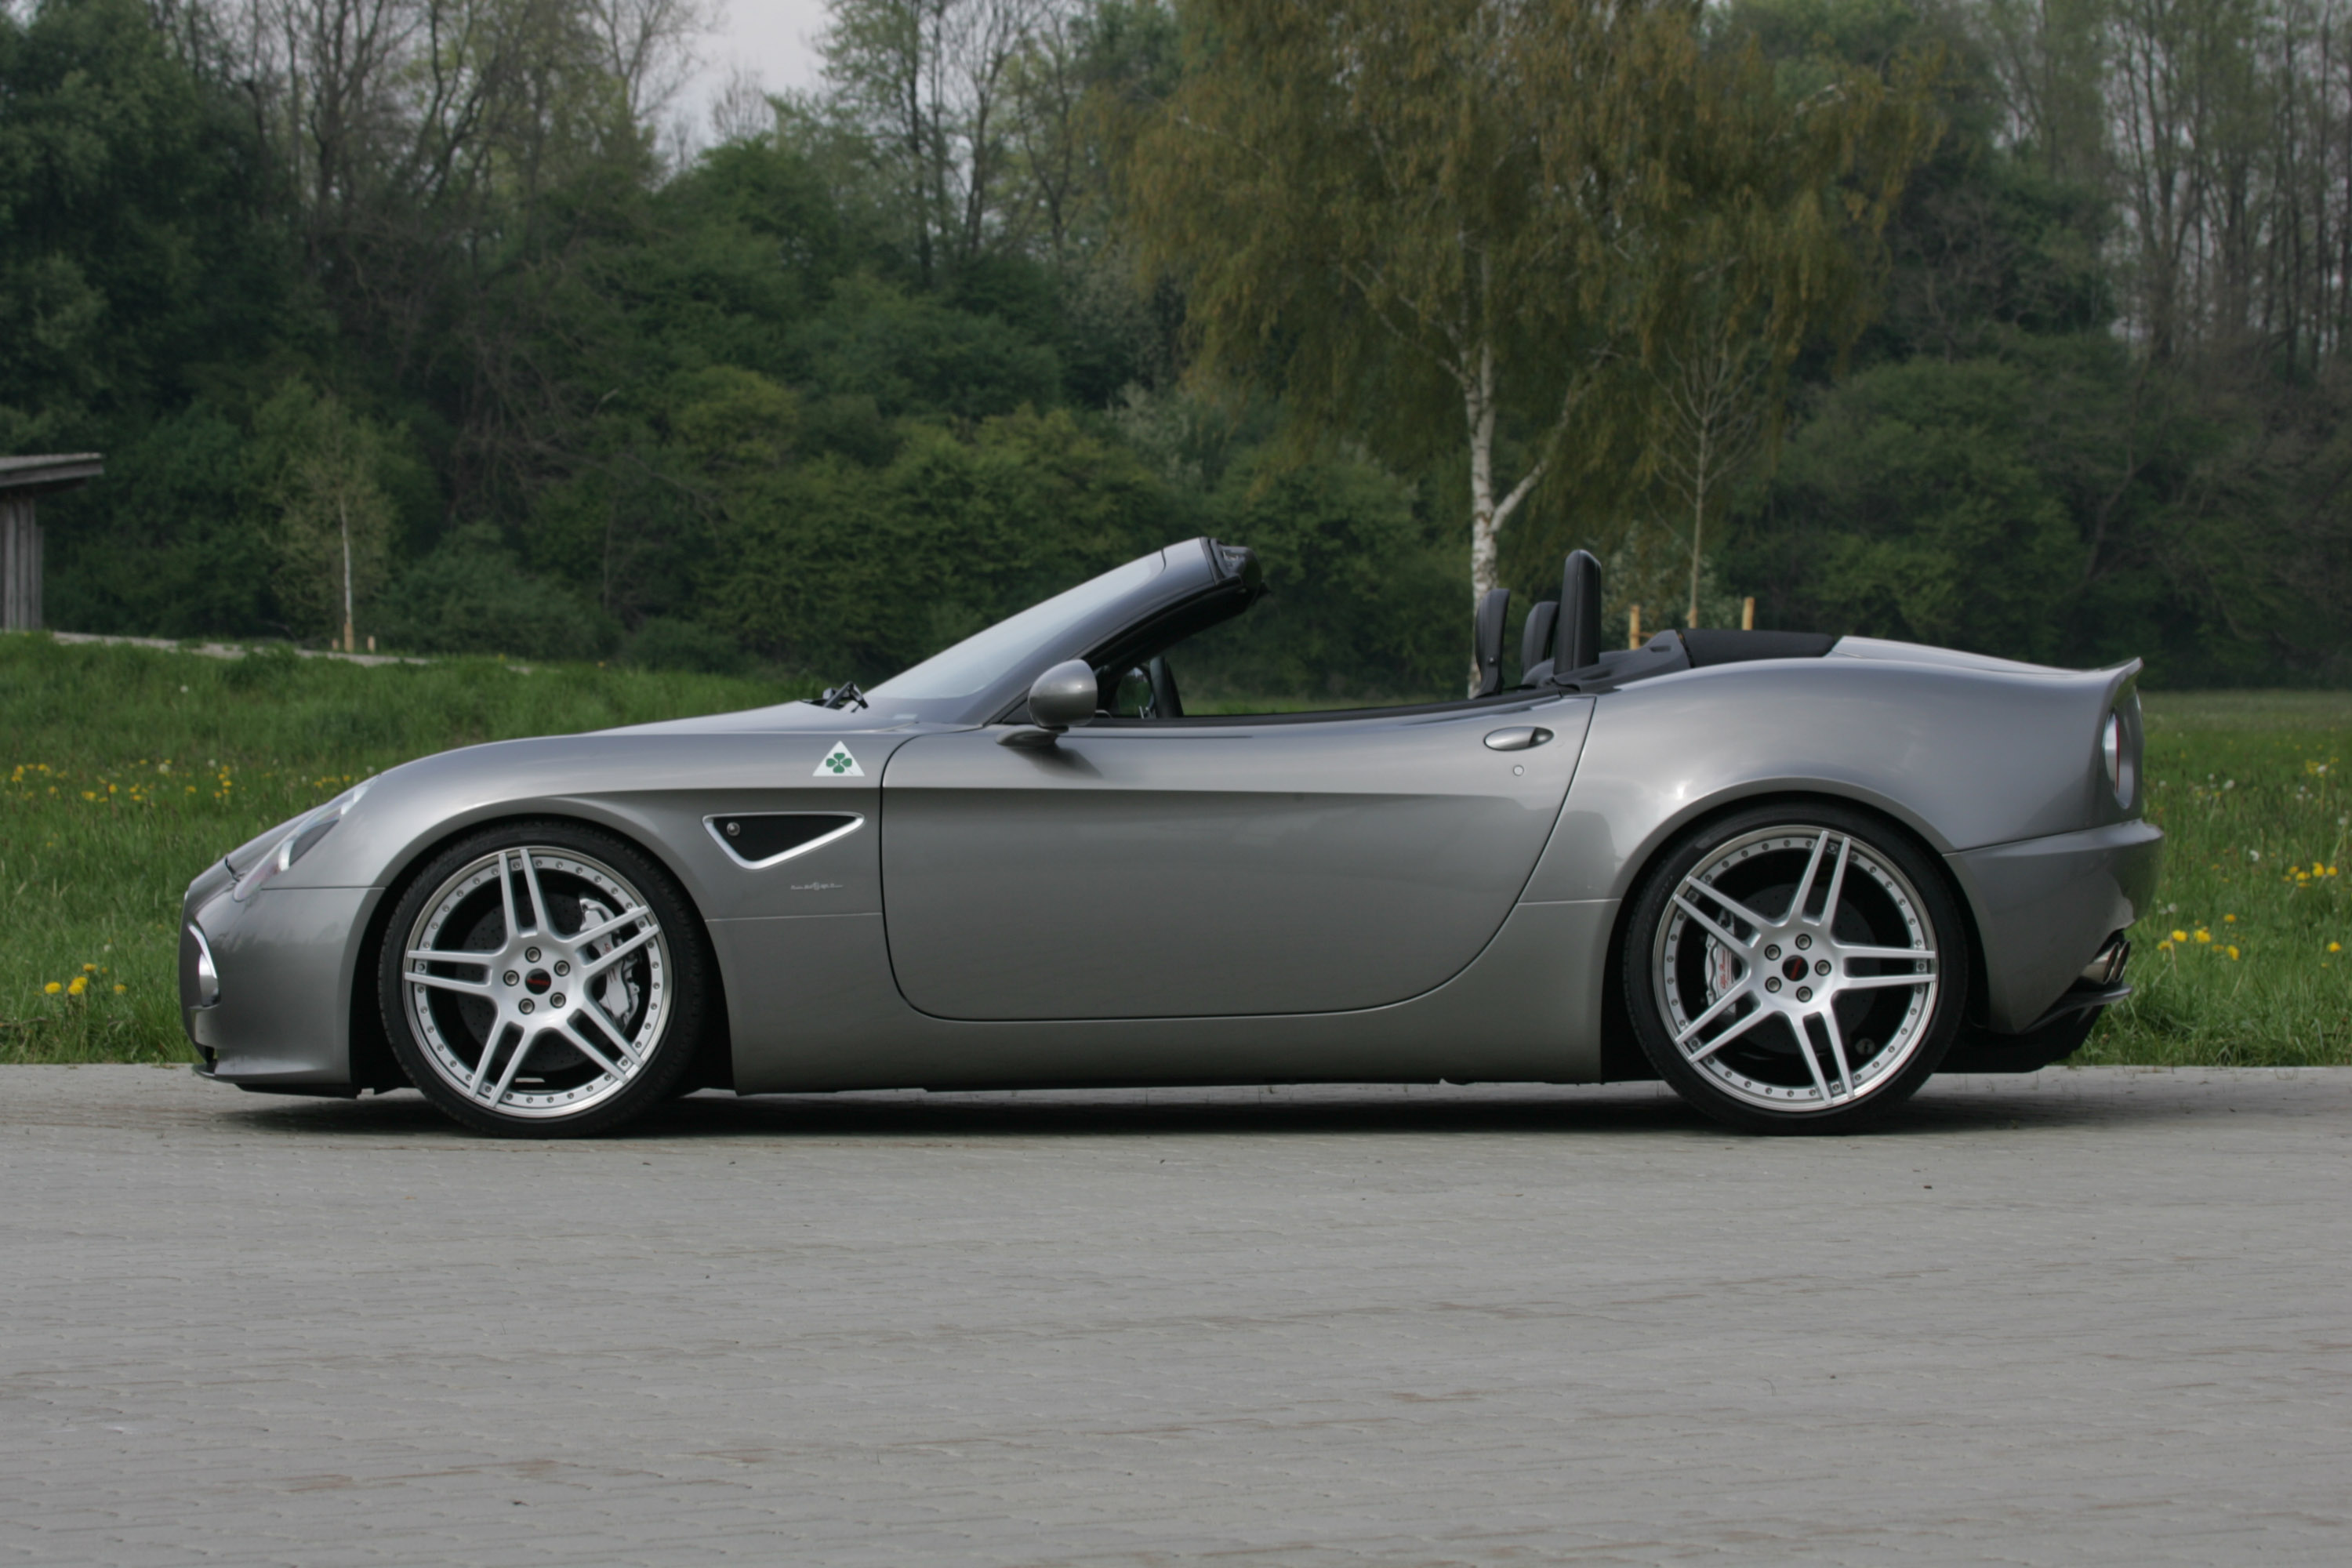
[
  {"left": 1946, "top": 818, "right": 2164, "bottom": 1034},
  {"left": 180, "top": 883, "right": 381, "bottom": 1087}
]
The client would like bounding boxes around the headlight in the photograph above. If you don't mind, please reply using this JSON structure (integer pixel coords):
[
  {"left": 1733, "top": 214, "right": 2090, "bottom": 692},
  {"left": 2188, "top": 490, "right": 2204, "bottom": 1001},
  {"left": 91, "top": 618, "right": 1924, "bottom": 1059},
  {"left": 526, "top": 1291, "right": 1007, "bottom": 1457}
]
[
  {"left": 183, "top": 924, "right": 220, "bottom": 1009},
  {"left": 231, "top": 782, "right": 371, "bottom": 902}
]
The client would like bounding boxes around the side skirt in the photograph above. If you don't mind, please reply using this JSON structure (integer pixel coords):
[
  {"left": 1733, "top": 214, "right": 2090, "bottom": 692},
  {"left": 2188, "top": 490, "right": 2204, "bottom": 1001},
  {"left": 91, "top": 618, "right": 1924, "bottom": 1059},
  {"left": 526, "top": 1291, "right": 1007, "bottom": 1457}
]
[{"left": 712, "top": 901, "right": 1616, "bottom": 1094}]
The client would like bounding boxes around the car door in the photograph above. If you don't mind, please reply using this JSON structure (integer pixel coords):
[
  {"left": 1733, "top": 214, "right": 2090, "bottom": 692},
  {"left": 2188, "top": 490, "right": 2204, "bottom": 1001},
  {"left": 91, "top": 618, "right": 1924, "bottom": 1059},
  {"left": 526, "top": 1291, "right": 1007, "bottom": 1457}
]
[{"left": 879, "top": 699, "right": 1592, "bottom": 1020}]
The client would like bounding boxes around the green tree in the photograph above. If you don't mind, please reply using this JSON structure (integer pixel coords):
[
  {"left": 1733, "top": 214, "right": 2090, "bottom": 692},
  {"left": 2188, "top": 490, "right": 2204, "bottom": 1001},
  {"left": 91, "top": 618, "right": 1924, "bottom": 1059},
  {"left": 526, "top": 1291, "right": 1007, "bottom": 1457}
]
[
  {"left": 0, "top": 0, "right": 292, "bottom": 449},
  {"left": 1120, "top": 0, "right": 1938, "bottom": 666},
  {"left": 254, "top": 380, "right": 401, "bottom": 649}
]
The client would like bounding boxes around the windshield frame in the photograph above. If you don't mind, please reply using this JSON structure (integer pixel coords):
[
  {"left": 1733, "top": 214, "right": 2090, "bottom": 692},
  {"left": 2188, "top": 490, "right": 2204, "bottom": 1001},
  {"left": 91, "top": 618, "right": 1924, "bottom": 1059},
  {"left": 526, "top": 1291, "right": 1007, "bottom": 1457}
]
[{"left": 839, "top": 540, "right": 1229, "bottom": 726}]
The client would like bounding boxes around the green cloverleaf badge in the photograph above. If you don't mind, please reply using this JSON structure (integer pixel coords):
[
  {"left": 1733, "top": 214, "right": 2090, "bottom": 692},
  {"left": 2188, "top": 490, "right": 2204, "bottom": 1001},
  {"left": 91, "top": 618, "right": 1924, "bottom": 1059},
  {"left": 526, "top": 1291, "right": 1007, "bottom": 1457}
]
[{"left": 815, "top": 744, "right": 864, "bottom": 778}]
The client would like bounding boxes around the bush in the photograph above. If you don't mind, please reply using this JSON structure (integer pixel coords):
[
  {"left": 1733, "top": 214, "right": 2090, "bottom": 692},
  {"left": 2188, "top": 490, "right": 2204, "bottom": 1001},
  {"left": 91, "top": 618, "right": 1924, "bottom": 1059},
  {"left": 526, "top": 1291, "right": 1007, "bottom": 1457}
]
[
  {"left": 621, "top": 617, "right": 750, "bottom": 674},
  {"left": 372, "top": 524, "right": 619, "bottom": 661}
]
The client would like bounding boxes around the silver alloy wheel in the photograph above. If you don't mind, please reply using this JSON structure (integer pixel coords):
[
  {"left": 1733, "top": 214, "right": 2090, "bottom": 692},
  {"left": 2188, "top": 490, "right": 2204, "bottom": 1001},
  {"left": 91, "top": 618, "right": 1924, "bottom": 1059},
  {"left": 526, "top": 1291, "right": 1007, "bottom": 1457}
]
[
  {"left": 1652, "top": 825, "right": 1939, "bottom": 1115},
  {"left": 399, "top": 846, "right": 670, "bottom": 1120}
]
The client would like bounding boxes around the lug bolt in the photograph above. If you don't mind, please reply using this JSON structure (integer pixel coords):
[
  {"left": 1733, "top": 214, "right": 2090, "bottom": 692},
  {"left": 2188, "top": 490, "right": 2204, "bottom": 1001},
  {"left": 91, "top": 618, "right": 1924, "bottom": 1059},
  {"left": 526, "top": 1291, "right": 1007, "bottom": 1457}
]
[
  {"left": 1817, "top": 960, "right": 1831, "bottom": 976},
  {"left": 1764, "top": 944, "right": 1780, "bottom": 960},
  {"left": 1796, "top": 985, "right": 1813, "bottom": 1003},
  {"left": 520, "top": 998, "right": 535, "bottom": 1014},
  {"left": 525, "top": 947, "right": 542, "bottom": 963},
  {"left": 1795, "top": 934, "right": 1812, "bottom": 950},
  {"left": 551, "top": 993, "right": 566, "bottom": 1009},
  {"left": 1766, "top": 978, "right": 1782, "bottom": 993},
  {"left": 503, "top": 971, "right": 519, "bottom": 986},
  {"left": 554, "top": 960, "right": 570, "bottom": 977}
]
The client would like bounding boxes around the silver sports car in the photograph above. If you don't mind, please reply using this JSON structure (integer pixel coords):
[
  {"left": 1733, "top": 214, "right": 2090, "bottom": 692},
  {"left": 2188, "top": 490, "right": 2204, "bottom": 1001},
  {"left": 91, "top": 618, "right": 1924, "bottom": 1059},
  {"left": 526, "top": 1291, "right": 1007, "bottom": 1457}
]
[{"left": 180, "top": 539, "right": 2160, "bottom": 1135}]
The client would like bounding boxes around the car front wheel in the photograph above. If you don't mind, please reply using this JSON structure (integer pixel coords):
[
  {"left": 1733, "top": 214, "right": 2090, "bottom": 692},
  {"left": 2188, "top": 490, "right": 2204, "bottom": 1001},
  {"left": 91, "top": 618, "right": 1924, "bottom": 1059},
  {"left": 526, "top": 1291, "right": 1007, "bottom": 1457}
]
[
  {"left": 1624, "top": 804, "right": 1970, "bottom": 1134},
  {"left": 378, "top": 821, "right": 709, "bottom": 1137}
]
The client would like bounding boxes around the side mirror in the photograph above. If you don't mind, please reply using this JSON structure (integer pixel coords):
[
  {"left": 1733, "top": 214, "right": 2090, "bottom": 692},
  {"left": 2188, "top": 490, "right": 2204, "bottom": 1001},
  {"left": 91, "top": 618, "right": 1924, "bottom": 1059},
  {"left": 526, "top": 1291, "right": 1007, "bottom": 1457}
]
[{"left": 1024, "top": 659, "right": 1099, "bottom": 732}]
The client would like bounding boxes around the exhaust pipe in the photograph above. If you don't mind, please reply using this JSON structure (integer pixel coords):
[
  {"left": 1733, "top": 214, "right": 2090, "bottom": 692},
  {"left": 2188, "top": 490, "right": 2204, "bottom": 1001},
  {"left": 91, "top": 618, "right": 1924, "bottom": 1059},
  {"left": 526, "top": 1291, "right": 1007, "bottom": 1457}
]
[{"left": 2080, "top": 936, "right": 2130, "bottom": 988}]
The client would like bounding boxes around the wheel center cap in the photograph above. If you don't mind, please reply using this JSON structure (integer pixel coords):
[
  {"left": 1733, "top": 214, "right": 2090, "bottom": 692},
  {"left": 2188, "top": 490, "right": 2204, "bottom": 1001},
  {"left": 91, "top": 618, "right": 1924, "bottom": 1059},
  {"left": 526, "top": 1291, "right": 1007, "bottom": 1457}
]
[
  {"left": 1782, "top": 956, "right": 1809, "bottom": 983},
  {"left": 524, "top": 969, "right": 554, "bottom": 995}
]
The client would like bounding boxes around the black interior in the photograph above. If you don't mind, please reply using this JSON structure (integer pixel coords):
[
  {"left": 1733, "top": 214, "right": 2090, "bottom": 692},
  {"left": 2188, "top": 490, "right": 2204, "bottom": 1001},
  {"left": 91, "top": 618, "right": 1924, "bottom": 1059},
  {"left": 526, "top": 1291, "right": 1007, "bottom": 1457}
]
[
  {"left": 1681, "top": 629, "right": 1839, "bottom": 666},
  {"left": 1472, "top": 588, "right": 1512, "bottom": 697},
  {"left": 1519, "top": 600, "right": 1559, "bottom": 679},
  {"left": 1059, "top": 541, "right": 1837, "bottom": 725}
]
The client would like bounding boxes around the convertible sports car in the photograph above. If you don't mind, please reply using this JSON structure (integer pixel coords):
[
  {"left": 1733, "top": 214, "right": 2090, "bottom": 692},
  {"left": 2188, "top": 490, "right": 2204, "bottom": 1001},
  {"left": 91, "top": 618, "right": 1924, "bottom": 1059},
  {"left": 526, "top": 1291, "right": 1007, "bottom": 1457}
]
[{"left": 180, "top": 539, "right": 2161, "bottom": 1135}]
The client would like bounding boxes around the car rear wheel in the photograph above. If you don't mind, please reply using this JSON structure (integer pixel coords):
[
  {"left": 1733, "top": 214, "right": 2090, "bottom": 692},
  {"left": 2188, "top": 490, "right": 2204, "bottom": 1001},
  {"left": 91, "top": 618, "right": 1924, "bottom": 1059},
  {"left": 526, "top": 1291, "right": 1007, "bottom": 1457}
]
[
  {"left": 1624, "top": 803, "right": 1970, "bottom": 1134},
  {"left": 378, "top": 821, "right": 709, "bottom": 1137}
]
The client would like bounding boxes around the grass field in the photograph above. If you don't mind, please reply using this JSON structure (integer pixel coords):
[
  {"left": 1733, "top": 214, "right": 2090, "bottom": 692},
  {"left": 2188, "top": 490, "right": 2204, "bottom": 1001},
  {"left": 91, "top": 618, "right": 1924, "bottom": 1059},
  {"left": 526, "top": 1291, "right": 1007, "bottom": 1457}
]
[
  {"left": 4, "top": 631, "right": 2347, "bottom": 1066},
  {"left": 1, "top": 635, "right": 809, "bottom": 1062}
]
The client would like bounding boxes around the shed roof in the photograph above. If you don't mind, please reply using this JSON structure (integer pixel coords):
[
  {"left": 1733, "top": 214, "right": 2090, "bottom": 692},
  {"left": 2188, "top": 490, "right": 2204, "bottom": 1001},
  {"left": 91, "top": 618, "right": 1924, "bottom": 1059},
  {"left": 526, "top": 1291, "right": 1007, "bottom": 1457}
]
[{"left": 0, "top": 454, "right": 103, "bottom": 495}]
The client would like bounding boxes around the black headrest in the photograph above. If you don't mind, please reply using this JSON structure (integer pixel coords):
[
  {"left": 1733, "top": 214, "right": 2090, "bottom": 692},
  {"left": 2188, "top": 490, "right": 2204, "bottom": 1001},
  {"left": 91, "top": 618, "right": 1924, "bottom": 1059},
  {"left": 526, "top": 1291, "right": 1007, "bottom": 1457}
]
[
  {"left": 1520, "top": 601, "right": 1558, "bottom": 678},
  {"left": 1472, "top": 588, "right": 1511, "bottom": 697},
  {"left": 1558, "top": 550, "right": 1602, "bottom": 673}
]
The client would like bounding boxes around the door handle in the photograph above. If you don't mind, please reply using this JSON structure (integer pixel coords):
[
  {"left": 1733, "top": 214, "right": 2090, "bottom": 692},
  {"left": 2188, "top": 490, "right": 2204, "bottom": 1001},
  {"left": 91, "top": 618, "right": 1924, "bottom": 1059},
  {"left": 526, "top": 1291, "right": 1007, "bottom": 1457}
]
[{"left": 1483, "top": 726, "right": 1554, "bottom": 752}]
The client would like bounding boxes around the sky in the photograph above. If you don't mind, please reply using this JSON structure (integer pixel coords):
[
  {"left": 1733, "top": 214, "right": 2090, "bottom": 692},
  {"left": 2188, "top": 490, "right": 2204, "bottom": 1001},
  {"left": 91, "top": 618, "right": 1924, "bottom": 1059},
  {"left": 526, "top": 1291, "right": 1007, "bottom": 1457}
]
[{"left": 688, "top": 0, "right": 832, "bottom": 131}]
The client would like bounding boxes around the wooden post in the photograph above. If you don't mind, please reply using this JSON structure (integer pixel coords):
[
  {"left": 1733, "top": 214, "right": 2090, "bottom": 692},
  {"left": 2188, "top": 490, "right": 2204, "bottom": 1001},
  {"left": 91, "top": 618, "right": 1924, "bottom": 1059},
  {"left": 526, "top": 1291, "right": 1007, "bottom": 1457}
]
[
  {"left": 1741, "top": 596, "right": 1755, "bottom": 631},
  {"left": 1628, "top": 604, "right": 1642, "bottom": 649},
  {"left": 1, "top": 496, "right": 36, "bottom": 632}
]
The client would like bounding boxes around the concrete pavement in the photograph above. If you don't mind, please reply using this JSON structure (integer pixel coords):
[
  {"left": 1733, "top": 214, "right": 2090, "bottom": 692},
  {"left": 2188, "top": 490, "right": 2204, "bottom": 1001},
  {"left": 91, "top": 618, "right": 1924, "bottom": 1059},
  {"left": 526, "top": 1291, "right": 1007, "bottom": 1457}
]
[{"left": 2, "top": 1065, "right": 2347, "bottom": 1565}]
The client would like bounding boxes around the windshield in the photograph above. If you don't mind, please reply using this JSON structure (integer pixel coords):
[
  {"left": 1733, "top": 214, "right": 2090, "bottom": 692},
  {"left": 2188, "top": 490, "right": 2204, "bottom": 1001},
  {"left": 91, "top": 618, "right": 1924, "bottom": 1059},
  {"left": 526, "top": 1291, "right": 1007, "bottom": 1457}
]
[{"left": 867, "top": 551, "right": 1168, "bottom": 702}]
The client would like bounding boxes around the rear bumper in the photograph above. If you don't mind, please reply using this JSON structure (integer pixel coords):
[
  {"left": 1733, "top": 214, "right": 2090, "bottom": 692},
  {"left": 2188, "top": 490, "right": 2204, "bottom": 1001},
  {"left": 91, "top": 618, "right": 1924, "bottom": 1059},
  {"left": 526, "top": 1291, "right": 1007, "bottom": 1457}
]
[{"left": 1946, "top": 818, "right": 2163, "bottom": 1033}]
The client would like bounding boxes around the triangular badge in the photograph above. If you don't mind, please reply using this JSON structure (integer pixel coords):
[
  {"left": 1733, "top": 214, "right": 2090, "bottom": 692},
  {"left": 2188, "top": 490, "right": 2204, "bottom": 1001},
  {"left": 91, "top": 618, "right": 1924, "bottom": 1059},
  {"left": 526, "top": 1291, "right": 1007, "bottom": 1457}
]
[{"left": 815, "top": 743, "right": 864, "bottom": 778}]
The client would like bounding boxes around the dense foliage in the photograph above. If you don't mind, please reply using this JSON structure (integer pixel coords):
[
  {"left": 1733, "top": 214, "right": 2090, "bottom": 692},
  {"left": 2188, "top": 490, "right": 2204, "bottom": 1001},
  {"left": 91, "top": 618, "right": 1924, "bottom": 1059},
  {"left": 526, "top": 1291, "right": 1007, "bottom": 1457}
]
[{"left": 4, "top": 0, "right": 2349, "bottom": 688}]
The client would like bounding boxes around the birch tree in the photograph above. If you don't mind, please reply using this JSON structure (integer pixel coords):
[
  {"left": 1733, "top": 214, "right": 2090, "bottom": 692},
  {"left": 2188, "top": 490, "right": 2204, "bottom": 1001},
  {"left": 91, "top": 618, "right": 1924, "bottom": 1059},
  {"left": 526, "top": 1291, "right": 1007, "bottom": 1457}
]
[
  {"left": 256, "top": 379, "right": 397, "bottom": 650},
  {"left": 1120, "top": 0, "right": 1936, "bottom": 648}
]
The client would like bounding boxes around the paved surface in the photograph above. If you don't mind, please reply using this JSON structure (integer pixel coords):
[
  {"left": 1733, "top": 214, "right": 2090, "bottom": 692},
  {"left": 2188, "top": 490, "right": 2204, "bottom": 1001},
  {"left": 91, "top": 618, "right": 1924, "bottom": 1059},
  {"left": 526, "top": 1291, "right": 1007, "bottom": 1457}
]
[{"left": 2, "top": 1065, "right": 2348, "bottom": 1566}]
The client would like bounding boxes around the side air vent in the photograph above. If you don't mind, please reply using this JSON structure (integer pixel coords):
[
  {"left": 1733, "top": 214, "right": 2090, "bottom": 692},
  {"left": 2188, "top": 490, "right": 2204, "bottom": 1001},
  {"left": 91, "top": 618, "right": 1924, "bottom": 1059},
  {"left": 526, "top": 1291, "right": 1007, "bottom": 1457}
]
[{"left": 705, "top": 812, "right": 863, "bottom": 869}]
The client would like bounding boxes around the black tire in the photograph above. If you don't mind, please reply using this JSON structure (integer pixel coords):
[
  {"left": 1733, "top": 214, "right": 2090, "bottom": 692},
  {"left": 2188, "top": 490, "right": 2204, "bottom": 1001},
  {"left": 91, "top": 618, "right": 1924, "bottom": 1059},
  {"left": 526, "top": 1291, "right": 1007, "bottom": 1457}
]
[
  {"left": 376, "top": 819, "right": 711, "bottom": 1138},
  {"left": 1623, "top": 801, "right": 1972, "bottom": 1134}
]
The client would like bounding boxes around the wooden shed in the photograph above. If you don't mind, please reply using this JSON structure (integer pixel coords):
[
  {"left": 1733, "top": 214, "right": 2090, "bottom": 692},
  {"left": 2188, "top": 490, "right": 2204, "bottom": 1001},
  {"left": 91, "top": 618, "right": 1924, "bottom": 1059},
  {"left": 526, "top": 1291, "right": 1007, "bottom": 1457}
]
[{"left": 0, "top": 453, "right": 103, "bottom": 631}]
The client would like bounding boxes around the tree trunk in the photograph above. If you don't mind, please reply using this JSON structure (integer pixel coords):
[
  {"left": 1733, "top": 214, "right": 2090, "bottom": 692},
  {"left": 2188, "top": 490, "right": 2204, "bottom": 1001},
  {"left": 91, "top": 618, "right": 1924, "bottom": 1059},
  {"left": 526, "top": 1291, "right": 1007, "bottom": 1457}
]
[
  {"left": 1461, "top": 332, "right": 1548, "bottom": 692},
  {"left": 339, "top": 493, "right": 355, "bottom": 654},
  {"left": 1686, "top": 423, "right": 1711, "bottom": 630},
  {"left": 1465, "top": 338, "right": 1501, "bottom": 693}
]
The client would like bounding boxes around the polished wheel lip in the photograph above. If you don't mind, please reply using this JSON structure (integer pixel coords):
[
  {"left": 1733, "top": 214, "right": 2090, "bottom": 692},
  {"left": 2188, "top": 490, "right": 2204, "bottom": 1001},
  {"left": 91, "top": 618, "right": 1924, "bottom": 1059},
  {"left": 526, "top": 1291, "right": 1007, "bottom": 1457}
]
[
  {"left": 401, "top": 846, "right": 669, "bottom": 1121},
  {"left": 1653, "top": 824, "right": 1938, "bottom": 1116}
]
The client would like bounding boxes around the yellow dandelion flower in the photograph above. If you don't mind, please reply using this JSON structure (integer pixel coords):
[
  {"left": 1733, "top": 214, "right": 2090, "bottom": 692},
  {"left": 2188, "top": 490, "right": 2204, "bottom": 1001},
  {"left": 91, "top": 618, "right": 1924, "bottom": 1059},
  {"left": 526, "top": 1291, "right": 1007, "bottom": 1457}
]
[
  {"left": 2223, "top": 913, "right": 2237, "bottom": 923},
  {"left": 2170, "top": 929, "right": 2187, "bottom": 942},
  {"left": 43, "top": 982, "right": 61, "bottom": 995},
  {"left": 2158, "top": 940, "right": 2175, "bottom": 953},
  {"left": 112, "top": 983, "right": 126, "bottom": 993},
  {"left": 2332, "top": 942, "right": 2343, "bottom": 954},
  {"left": 2227, "top": 946, "right": 2241, "bottom": 960},
  {"left": 66, "top": 976, "right": 86, "bottom": 996},
  {"left": 2195, "top": 929, "right": 2212, "bottom": 943},
  {"left": 81, "top": 964, "right": 96, "bottom": 972}
]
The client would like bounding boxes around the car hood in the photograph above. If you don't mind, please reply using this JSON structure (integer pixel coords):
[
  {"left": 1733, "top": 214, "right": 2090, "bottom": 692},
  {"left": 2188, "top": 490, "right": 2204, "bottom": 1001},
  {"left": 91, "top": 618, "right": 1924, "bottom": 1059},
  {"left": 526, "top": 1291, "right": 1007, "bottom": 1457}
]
[{"left": 593, "top": 700, "right": 935, "bottom": 737}]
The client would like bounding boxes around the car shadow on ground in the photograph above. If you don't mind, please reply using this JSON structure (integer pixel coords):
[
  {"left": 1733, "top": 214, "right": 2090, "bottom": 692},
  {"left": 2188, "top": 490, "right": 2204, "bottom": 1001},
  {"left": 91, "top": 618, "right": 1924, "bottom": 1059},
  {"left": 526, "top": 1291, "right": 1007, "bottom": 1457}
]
[{"left": 209, "top": 1073, "right": 2169, "bottom": 1143}]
